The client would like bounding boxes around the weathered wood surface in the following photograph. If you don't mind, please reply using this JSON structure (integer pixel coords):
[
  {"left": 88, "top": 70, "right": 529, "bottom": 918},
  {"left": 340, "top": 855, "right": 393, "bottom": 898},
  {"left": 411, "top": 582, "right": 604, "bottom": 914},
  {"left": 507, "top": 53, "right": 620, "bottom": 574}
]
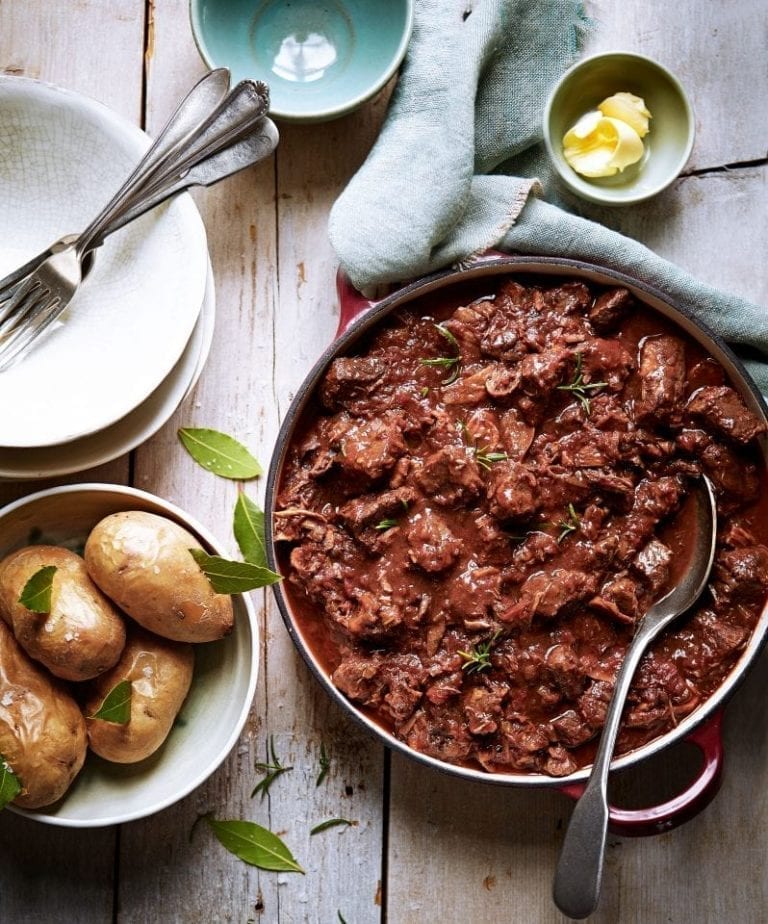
[{"left": 0, "top": 0, "right": 765, "bottom": 922}]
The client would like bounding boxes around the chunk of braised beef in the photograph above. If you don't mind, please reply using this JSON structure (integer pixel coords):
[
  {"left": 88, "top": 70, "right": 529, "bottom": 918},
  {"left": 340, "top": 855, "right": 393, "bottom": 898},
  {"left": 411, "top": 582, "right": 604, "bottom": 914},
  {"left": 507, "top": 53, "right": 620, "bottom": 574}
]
[
  {"left": 501, "top": 718, "right": 551, "bottom": 755},
  {"left": 332, "top": 651, "right": 385, "bottom": 705},
  {"left": 626, "top": 656, "right": 699, "bottom": 729},
  {"left": 463, "top": 683, "right": 507, "bottom": 736},
  {"left": 588, "top": 287, "right": 634, "bottom": 332},
  {"left": 379, "top": 655, "right": 428, "bottom": 725},
  {"left": 580, "top": 338, "right": 634, "bottom": 391},
  {"left": 685, "top": 385, "right": 766, "bottom": 444},
  {"left": 675, "top": 610, "right": 749, "bottom": 679},
  {"left": 542, "top": 745, "right": 579, "bottom": 777},
  {"left": 676, "top": 430, "right": 760, "bottom": 507},
  {"left": 321, "top": 356, "right": 385, "bottom": 410},
  {"left": 551, "top": 709, "right": 596, "bottom": 748},
  {"left": 712, "top": 546, "right": 768, "bottom": 604},
  {"left": 544, "top": 643, "right": 589, "bottom": 699},
  {"left": 329, "top": 412, "right": 408, "bottom": 481},
  {"left": 634, "top": 335, "right": 686, "bottom": 424},
  {"left": 557, "top": 429, "right": 622, "bottom": 469},
  {"left": 406, "top": 511, "right": 462, "bottom": 573},
  {"left": 513, "top": 569, "right": 599, "bottom": 622},
  {"left": 480, "top": 312, "right": 524, "bottom": 361},
  {"left": 485, "top": 364, "right": 521, "bottom": 399},
  {"left": 401, "top": 707, "right": 473, "bottom": 762},
  {"left": 578, "top": 680, "right": 614, "bottom": 728},
  {"left": 590, "top": 574, "right": 641, "bottom": 624},
  {"left": 415, "top": 445, "right": 484, "bottom": 507},
  {"left": 615, "top": 476, "right": 683, "bottom": 559},
  {"left": 519, "top": 349, "right": 572, "bottom": 396},
  {"left": 700, "top": 442, "right": 760, "bottom": 508},
  {"left": 632, "top": 539, "right": 672, "bottom": 596},
  {"left": 503, "top": 531, "right": 560, "bottom": 584},
  {"left": 338, "top": 486, "right": 417, "bottom": 551},
  {"left": 486, "top": 460, "right": 539, "bottom": 520},
  {"left": 542, "top": 281, "right": 592, "bottom": 316},
  {"left": 449, "top": 563, "right": 502, "bottom": 626}
]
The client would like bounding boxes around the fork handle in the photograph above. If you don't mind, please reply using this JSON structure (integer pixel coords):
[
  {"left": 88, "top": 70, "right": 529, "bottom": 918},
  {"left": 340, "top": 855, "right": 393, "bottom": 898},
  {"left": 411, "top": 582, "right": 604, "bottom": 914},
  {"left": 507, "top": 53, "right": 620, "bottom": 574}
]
[
  {"left": 91, "top": 118, "right": 279, "bottom": 242},
  {"left": 74, "top": 68, "right": 231, "bottom": 254},
  {"left": 76, "top": 78, "right": 270, "bottom": 256}
]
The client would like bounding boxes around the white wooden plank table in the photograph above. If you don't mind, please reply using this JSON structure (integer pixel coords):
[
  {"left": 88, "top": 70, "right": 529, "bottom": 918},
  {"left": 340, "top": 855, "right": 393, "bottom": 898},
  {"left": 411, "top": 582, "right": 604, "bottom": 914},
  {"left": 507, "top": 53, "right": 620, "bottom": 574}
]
[{"left": 0, "top": 1, "right": 765, "bottom": 921}]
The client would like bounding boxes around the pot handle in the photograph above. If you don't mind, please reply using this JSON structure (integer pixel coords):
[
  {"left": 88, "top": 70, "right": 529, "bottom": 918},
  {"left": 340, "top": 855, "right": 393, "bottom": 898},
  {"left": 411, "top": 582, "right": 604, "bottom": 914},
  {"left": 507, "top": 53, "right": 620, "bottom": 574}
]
[
  {"left": 336, "top": 270, "right": 380, "bottom": 337},
  {"left": 557, "top": 710, "right": 725, "bottom": 838}
]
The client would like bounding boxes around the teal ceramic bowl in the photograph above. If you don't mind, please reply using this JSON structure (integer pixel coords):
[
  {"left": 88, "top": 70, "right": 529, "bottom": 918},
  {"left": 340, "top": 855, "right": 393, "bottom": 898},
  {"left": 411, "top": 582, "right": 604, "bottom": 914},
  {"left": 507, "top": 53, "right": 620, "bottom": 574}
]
[
  {"left": 190, "top": 0, "right": 414, "bottom": 123},
  {"left": 543, "top": 51, "right": 695, "bottom": 205}
]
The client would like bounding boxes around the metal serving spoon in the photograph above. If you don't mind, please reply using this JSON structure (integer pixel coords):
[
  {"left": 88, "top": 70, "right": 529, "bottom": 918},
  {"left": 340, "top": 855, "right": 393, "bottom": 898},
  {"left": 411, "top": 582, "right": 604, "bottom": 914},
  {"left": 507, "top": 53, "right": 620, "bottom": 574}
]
[{"left": 553, "top": 474, "right": 717, "bottom": 919}]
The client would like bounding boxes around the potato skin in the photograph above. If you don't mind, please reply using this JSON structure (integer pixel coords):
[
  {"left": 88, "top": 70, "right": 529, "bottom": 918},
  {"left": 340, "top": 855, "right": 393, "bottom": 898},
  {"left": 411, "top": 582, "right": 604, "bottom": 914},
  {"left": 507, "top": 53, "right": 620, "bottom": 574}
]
[
  {"left": 84, "top": 511, "right": 233, "bottom": 643},
  {"left": 0, "top": 546, "right": 126, "bottom": 682},
  {"left": 85, "top": 626, "right": 194, "bottom": 763},
  {"left": 0, "top": 620, "right": 87, "bottom": 808}
]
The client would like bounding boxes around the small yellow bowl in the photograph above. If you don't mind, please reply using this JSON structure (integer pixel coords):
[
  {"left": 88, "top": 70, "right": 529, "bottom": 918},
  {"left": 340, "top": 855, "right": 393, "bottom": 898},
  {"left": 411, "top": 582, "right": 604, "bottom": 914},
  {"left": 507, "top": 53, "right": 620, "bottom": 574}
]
[{"left": 543, "top": 51, "right": 695, "bottom": 206}]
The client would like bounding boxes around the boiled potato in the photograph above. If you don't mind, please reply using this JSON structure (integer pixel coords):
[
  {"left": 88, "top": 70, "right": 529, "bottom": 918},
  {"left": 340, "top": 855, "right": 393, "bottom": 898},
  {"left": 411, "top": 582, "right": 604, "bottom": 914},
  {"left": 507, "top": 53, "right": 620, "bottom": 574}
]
[
  {"left": 0, "top": 546, "right": 126, "bottom": 682},
  {"left": 84, "top": 511, "right": 233, "bottom": 643},
  {"left": 0, "top": 620, "right": 87, "bottom": 808},
  {"left": 85, "top": 626, "right": 194, "bottom": 763}
]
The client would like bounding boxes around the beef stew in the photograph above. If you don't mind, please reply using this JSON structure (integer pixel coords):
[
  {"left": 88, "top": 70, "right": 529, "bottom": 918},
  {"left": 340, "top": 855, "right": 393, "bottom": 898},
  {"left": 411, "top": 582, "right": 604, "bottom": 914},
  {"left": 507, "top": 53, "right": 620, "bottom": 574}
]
[{"left": 275, "top": 276, "right": 768, "bottom": 778}]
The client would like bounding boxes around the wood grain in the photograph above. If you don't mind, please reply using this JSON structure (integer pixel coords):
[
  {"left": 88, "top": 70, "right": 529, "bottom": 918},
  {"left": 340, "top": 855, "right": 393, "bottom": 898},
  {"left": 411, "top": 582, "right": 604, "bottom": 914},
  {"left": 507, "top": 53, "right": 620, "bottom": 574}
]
[
  {"left": 0, "top": 0, "right": 765, "bottom": 922},
  {"left": 585, "top": 0, "right": 768, "bottom": 170},
  {"left": 0, "top": 2, "right": 143, "bottom": 921}
]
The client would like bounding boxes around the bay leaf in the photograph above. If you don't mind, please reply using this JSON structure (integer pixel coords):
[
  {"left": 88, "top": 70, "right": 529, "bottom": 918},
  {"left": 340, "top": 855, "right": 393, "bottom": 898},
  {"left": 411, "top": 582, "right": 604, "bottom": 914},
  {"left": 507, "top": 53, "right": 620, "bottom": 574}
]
[
  {"left": 233, "top": 493, "right": 268, "bottom": 568},
  {"left": 188, "top": 549, "right": 282, "bottom": 593},
  {"left": 178, "top": 428, "right": 262, "bottom": 480},
  {"left": 18, "top": 565, "right": 57, "bottom": 614},
  {"left": 206, "top": 817, "right": 304, "bottom": 873},
  {"left": 0, "top": 757, "right": 21, "bottom": 811},
  {"left": 88, "top": 679, "right": 132, "bottom": 724}
]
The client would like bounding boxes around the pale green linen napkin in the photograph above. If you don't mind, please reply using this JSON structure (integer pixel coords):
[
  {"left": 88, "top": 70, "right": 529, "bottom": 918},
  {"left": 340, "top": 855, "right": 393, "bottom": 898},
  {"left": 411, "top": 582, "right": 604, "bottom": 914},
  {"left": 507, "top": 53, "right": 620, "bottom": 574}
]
[{"left": 329, "top": 0, "right": 768, "bottom": 392}]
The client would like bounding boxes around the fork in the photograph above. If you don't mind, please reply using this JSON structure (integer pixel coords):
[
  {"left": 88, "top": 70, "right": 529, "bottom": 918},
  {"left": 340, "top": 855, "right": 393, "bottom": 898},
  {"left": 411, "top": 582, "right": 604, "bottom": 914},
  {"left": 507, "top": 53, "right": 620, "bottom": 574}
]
[
  {"left": 0, "top": 67, "right": 231, "bottom": 312},
  {"left": 0, "top": 74, "right": 275, "bottom": 371}
]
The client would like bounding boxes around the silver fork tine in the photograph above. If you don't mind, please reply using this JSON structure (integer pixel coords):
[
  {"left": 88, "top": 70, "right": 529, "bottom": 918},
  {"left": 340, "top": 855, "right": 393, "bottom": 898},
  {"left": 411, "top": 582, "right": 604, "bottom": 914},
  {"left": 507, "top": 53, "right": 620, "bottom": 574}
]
[
  {"left": 0, "top": 280, "right": 47, "bottom": 336},
  {"left": 0, "top": 292, "right": 62, "bottom": 371}
]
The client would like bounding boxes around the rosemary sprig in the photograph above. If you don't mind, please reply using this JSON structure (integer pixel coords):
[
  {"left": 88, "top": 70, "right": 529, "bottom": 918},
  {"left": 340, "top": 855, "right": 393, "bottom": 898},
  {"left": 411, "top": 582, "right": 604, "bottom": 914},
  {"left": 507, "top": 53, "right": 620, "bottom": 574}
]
[
  {"left": 458, "top": 630, "right": 501, "bottom": 674},
  {"left": 251, "top": 735, "right": 293, "bottom": 800},
  {"left": 316, "top": 742, "right": 331, "bottom": 787},
  {"left": 419, "top": 324, "right": 462, "bottom": 384},
  {"left": 374, "top": 517, "right": 399, "bottom": 531},
  {"left": 556, "top": 352, "right": 607, "bottom": 416},
  {"left": 474, "top": 448, "right": 509, "bottom": 471},
  {"left": 557, "top": 503, "right": 581, "bottom": 543}
]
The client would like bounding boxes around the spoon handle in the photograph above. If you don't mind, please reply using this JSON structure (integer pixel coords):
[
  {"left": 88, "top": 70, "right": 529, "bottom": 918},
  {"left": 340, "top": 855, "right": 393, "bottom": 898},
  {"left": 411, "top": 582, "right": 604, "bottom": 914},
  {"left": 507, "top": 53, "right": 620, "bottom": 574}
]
[
  {"left": 75, "top": 68, "right": 231, "bottom": 254},
  {"left": 552, "top": 622, "right": 655, "bottom": 919}
]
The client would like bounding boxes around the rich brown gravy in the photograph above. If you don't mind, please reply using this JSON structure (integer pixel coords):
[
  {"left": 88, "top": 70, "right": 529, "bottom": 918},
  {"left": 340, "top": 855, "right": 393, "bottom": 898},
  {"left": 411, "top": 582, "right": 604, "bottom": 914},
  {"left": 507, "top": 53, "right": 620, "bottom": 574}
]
[{"left": 276, "top": 274, "right": 768, "bottom": 777}]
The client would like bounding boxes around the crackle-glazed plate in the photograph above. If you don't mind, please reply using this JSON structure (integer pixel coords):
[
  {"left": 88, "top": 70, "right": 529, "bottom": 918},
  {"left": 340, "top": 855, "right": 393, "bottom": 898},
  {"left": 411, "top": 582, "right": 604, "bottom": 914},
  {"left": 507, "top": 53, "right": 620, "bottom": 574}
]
[
  {"left": 0, "top": 76, "right": 209, "bottom": 448},
  {"left": 0, "top": 261, "right": 215, "bottom": 480}
]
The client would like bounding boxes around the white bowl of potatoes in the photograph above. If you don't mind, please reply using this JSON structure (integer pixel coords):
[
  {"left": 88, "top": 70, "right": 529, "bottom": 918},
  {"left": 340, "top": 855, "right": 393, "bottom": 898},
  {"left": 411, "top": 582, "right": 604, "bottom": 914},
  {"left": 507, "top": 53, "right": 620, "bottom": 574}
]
[{"left": 0, "top": 483, "right": 258, "bottom": 827}]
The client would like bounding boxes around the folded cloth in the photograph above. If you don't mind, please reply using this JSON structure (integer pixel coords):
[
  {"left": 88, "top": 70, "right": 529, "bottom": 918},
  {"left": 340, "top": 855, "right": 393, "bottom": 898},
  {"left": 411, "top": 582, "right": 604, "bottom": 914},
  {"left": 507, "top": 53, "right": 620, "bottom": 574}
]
[{"left": 329, "top": 0, "right": 768, "bottom": 393}]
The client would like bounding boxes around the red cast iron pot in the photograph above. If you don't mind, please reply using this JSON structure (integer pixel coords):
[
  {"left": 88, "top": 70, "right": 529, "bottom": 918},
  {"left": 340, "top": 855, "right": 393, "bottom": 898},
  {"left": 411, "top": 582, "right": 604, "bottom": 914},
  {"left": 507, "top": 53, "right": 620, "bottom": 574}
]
[{"left": 265, "top": 255, "right": 768, "bottom": 836}]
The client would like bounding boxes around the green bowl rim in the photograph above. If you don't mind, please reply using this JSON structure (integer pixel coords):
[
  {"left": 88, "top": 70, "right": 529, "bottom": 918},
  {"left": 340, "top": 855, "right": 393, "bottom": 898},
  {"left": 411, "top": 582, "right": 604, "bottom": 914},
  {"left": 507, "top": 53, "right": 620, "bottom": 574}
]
[
  {"left": 542, "top": 49, "right": 696, "bottom": 206},
  {"left": 189, "top": 0, "right": 415, "bottom": 123}
]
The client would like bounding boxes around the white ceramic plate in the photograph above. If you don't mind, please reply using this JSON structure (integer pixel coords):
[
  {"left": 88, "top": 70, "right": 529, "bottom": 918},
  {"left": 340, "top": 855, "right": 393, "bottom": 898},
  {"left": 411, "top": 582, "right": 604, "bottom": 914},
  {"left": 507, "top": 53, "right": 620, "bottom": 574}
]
[
  {"left": 0, "top": 263, "right": 215, "bottom": 480},
  {"left": 0, "top": 76, "right": 209, "bottom": 447},
  {"left": 0, "top": 484, "right": 258, "bottom": 827}
]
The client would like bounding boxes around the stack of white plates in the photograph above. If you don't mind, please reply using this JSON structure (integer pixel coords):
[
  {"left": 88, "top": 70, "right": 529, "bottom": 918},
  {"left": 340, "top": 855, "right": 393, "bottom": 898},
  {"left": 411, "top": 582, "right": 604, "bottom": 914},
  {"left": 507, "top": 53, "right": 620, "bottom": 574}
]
[{"left": 0, "top": 77, "right": 214, "bottom": 479}]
